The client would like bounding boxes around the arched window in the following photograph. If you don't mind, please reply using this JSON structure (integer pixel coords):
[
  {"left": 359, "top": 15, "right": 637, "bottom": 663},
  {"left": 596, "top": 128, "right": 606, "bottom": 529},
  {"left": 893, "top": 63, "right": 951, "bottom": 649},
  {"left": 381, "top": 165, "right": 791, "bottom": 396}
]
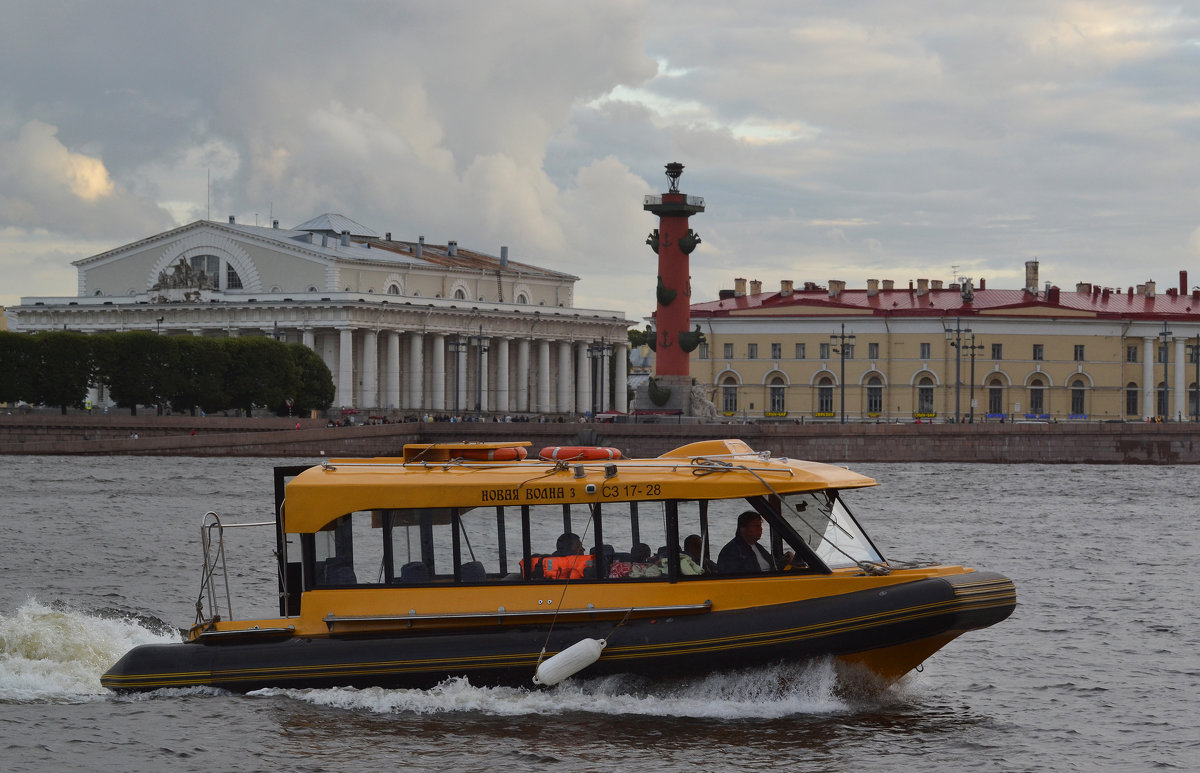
[
  {"left": 817, "top": 376, "right": 834, "bottom": 413},
  {"left": 454, "top": 288, "right": 467, "bottom": 300},
  {"left": 1070, "top": 379, "right": 1086, "bottom": 415},
  {"left": 1029, "top": 377, "right": 1045, "bottom": 415},
  {"left": 387, "top": 284, "right": 401, "bottom": 295},
  {"left": 226, "top": 264, "right": 243, "bottom": 290},
  {"left": 866, "top": 375, "right": 883, "bottom": 413},
  {"left": 917, "top": 376, "right": 934, "bottom": 414},
  {"left": 769, "top": 376, "right": 786, "bottom": 413},
  {"left": 721, "top": 376, "right": 738, "bottom": 413},
  {"left": 1126, "top": 382, "right": 1139, "bottom": 416},
  {"left": 516, "top": 293, "right": 528, "bottom": 304},
  {"left": 988, "top": 378, "right": 1004, "bottom": 414}
]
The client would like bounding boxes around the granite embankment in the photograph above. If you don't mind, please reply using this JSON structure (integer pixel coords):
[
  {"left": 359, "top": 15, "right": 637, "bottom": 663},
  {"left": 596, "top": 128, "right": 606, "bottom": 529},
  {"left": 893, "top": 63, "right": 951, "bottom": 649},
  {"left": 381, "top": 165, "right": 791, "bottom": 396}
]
[{"left": 1, "top": 415, "right": 1197, "bottom": 463}]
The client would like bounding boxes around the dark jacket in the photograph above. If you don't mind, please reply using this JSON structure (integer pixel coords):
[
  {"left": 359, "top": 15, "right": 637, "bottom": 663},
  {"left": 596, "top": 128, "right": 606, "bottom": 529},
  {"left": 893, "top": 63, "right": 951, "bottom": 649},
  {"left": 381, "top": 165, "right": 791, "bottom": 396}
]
[{"left": 717, "top": 536, "right": 775, "bottom": 574}]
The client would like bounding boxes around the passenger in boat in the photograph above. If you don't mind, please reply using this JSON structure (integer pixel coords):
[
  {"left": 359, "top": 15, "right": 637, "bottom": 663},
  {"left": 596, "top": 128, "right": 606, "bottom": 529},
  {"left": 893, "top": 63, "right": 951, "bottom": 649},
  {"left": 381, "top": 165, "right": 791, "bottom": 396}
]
[
  {"left": 542, "top": 533, "right": 593, "bottom": 580},
  {"left": 717, "top": 512, "right": 793, "bottom": 574},
  {"left": 683, "top": 534, "right": 717, "bottom": 575},
  {"left": 629, "top": 542, "right": 661, "bottom": 578}
]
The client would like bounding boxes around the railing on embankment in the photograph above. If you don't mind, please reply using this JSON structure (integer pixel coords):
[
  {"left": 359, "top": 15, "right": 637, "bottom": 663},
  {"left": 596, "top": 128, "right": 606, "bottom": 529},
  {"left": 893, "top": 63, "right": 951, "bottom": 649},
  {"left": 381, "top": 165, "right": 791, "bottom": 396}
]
[{"left": 1, "top": 415, "right": 1198, "bottom": 463}]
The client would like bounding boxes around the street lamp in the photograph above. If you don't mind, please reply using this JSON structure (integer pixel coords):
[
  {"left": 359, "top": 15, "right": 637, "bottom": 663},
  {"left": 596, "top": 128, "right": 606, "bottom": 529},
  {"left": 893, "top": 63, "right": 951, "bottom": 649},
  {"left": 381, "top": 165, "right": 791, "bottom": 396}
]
[
  {"left": 448, "top": 334, "right": 468, "bottom": 415},
  {"left": 964, "top": 333, "right": 985, "bottom": 423},
  {"left": 944, "top": 318, "right": 973, "bottom": 424},
  {"left": 830, "top": 324, "right": 855, "bottom": 423},
  {"left": 470, "top": 325, "right": 489, "bottom": 413},
  {"left": 155, "top": 316, "right": 164, "bottom": 335},
  {"left": 1159, "top": 320, "right": 1173, "bottom": 421}
]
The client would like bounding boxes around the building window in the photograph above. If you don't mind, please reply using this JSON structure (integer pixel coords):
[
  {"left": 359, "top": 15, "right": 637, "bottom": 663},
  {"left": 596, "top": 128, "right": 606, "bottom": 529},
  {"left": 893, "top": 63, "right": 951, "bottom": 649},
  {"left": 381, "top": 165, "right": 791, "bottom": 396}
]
[
  {"left": 1157, "top": 382, "right": 1168, "bottom": 416},
  {"left": 189, "top": 255, "right": 220, "bottom": 289},
  {"left": 1032, "top": 344, "right": 1044, "bottom": 361},
  {"left": 1029, "top": 377, "right": 1045, "bottom": 414},
  {"left": 769, "top": 377, "right": 786, "bottom": 413},
  {"left": 1126, "top": 383, "right": 1139, "bottom": 415},
  {"left": 454, "top": 288, "right": 467, "bottom": 300},
  {"left": 817, "top": 377, "right": 834, "bottom": 413},
  {"left": 819, "top": 343, "right": 831, "bottom": 359},
  {"left": 1071, "top": 379, "right": 1086, "bottom": 414},
  {"left": 698, "top": 342, "right": 709, "bottom": 360},
  {"left": 867, "top": 376, "right": 883, "bottom": 413},
  {"left": 226, "top": 264, "right": 243, "bottom": 290},
  {"left": 795, "top": 343, "right": 806, "bottom": 359},
  {"left": 516, "top": 293, "right": 529, "bottom": 304},
  {"left": 841, "top": 344, "right": 855, "bottom": 359},
  {"left": 992, "top": 343, "right": 1003, "bottom": 360},
  {"left": 917, "top": 377, "right": 934, "bottom": 413},
  {"left": 722, "top": 377, "right": 738, "bottom": 413},
  {"left": 989, "top": 380, "right": 1004, "bottom": 414},
  {"left": 1158, "top": 345, "right": 1168, "bottom": 364},
  {"left": 1191, "top": 345, "right": 1200, "bottom": 365},
  {"left": 1190, "top": 382, "right": 1199, "bottom": 419},
  {"left": 1127, "top": 345, "right": 1138, "bottom": 363},
  {"left": 920, "top": 342, "right": 931, "bottom": 360},
  {"left": 723, "top": 343, "right": 733, "bottom": 359},
  {"left": 771, "top": 343, "right": 782, "bottom": 360},
  {"left": 747, "top": 343, "right": 758, "bottom": 360},
  {"left": 387, "top": 284, "right": 401, "bottom": 295},
  {"left": 867, "top": 342, "right": 879, "bottom": 360},
  {"left": 1073, "top": 345, "right": 1085, "bottom": 362}
]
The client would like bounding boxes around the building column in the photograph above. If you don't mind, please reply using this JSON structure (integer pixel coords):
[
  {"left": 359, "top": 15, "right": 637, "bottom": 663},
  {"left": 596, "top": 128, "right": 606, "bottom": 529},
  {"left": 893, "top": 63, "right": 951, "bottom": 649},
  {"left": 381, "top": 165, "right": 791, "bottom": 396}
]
[
  {"left": 538, "top": 339, "right": 551, "bottom": 414},
  {"left": 338, "top": 328, "right": 354, "bottom": 408},
  {"left": 557, "top": 341, "right": 573, "bottom": 414},
  {"left": 362, "top": 329, "right": 378, "bottom": 409},
  {"left": 1143, "top": 335, "right": 1155, "bottom": 419},
  {"left": 456, "top": 338, "right": 469, "bottom": 414},
  {"left": 1174, "top": 336, "right": 1186, "bottom": 420},
  {"left": 477, "top": 338, "right": 489, "bottom": 413},
  {"left": 614, "top": 342, "right": 629, "bottom": 413},
  {"left": 407, "top": 332, "right": 424, "bottom": 411},
  {"left": 600, "top": 347, "right": 611, "bottom": 412},
  {"left": 430, "top": 333, "right": 445, "bottom": 412},
  {"left": 495, "top": 338, "right": 510, "bottom": 414},
  {"left": 301, "top": 328, "right": 315, "bottom": 350},
  {"left": 576, "top": 342, "right": 591, "bottom": 416},
  {"left": 386, "top": 331, "right": 401, "bottom": 410},
  {"left": 516, "top": 338, "right": 530, "bottom": 412}
]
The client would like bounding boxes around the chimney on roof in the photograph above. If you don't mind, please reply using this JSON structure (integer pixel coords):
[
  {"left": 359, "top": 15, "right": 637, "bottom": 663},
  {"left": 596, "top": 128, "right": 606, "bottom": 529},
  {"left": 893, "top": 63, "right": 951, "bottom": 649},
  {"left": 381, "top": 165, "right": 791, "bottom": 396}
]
[
  {"left": 1048, "top": 286, "right": 1060, "bottom": 304},
  {"left": 385, "top": 232, "right": 391, "bottom": 240},
  {"left": 979, "top": 278, "right": 986, "bottom": 290},
  {"left": 829, "top": 280, "right": 845, "bottom": 297},
  {"left": 272, "top": 219, "right": 279, "bottom": 229},
  {"left": 719, "top": 289, "right": 735, "bottom": 300},
  {"left": 1025, "top": 260, "right": 1039, "bottom": 293},
  {"left": 448, "top": 240, "right": 458, "bottom": 257},
  {"left": 734, "top": 277, "right": 747, "bottom": 296},
  {"left": 780, "top": 279, "right": 793, "bottom": 296},
  {"left": 229, "top": 215, "right": 235, "bottom": 224},
  {"left": 340, "top": 230, "right": 350, "bottom": 247},
  {"left": 750, "top": 279, "right": 762, "bottom": 295},
  {"left": 1077, "top": 282, "right": 1092, "bottom": 294},
  {"left": 931, "top": 279, "right": 943, "bottom": 290},
  {"left": 321, "top": 234, "right": 328, "bottom": 247},
  {"left": 916, "top": 278, "right": 929, "bottom": 296},
  {"left": 500, "top": 246, "right": 509, "bottom": 267},
  {"left": 1145, "top": 280, "right": 1156, "bottom": 298},
  {"left": 1181, "top": 270, "right": 1188, "bottom": 295},
  {"left": 866, "top": 279, "right": 879, "bottom": 296},
  {"left": 882, "top": 279, "right": 894, "bottom": 291},
  {"left": 417, "top": 236, "right": 424, "bottom": 258}
]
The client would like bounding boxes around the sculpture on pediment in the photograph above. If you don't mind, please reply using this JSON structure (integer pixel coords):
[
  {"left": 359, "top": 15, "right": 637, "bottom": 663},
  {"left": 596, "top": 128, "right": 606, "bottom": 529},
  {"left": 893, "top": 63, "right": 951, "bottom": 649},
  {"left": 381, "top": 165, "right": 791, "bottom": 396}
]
[{"left": 152, "top": 258, "right": 215, "bottom": 292}]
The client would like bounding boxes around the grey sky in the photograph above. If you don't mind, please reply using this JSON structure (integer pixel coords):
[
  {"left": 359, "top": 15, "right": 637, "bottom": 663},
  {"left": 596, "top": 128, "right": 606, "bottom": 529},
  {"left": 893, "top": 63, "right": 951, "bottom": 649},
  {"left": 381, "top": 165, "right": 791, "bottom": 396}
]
[{"left": 3, "top": 1, "right": 1199, "bottom": 320}]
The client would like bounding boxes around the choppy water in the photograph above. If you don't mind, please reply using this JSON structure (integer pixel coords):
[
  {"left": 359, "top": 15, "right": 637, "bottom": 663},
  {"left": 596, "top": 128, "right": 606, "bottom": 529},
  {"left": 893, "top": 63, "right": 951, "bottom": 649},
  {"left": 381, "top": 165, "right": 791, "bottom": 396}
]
[{"left": 1, "top": 455, "right": 1197, "bottom": 772}]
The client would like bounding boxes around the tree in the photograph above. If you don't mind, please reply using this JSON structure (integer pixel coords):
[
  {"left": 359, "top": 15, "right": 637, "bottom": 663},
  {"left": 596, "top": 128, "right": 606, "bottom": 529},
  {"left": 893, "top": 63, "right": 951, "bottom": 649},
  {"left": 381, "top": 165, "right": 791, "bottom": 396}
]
[
  {"left": 224, "top": 337, "right": 300, "bottom": 416},
  {"left": 170, "top": 336, "right": 232, "bottom": 415},
  {"left": 0, "top": 332, "right": 36, "bottom": 404},
  {"left": 31, "top": 331, "right": 94, "bottom": 414},
  {"left": 285, "top": 343, "right": 334, "bottom": 415},
  {"left": 94, "top": 332, "right": 178, "bottom": 415}
]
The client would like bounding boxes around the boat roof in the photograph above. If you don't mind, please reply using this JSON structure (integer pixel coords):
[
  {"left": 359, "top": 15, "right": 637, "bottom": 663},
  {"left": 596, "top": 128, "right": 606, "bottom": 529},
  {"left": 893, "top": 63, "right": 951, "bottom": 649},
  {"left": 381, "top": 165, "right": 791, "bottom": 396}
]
[{"left": 282, "top": 439, "right": 876, "bottom": 534}]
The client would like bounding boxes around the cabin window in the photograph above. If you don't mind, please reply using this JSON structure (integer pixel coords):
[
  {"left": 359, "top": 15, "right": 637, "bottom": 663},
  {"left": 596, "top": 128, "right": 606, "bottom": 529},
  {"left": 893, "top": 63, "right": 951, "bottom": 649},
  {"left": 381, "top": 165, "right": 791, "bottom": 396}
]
[
  {"left": 778, "top": 491, "right": 882, "bottom": 569},
  {"left": 311, "top": 512, "right": 385, "bottom": 587}
]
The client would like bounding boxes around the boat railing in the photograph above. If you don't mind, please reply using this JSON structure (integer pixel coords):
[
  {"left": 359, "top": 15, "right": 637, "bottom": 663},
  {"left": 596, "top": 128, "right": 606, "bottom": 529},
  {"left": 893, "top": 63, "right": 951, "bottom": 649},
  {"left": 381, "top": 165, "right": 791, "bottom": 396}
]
[{"left": 195, "top": 511, "right": 277, "bottom": 628}]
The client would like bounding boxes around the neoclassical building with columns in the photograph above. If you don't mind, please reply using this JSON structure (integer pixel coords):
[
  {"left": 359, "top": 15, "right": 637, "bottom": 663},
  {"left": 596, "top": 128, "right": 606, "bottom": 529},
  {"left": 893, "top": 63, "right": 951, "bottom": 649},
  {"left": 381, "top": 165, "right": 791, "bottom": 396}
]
[{"left": 6, "top": 214, "right": 630, "bottom": 415}]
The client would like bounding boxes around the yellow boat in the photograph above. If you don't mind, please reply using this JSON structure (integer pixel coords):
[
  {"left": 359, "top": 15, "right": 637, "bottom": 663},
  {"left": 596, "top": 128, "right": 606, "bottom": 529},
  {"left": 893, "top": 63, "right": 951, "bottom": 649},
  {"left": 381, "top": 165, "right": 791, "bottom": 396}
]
[{"left": 101, "top": 439, "right": 1015, "bottom": 692}]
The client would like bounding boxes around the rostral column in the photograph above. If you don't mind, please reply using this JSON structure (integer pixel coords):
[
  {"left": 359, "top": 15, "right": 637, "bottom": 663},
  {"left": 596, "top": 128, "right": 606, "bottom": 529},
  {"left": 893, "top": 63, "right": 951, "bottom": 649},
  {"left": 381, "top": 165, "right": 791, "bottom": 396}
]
[{"left": 643, "top": 162, "right": 704, "bottom": 412}]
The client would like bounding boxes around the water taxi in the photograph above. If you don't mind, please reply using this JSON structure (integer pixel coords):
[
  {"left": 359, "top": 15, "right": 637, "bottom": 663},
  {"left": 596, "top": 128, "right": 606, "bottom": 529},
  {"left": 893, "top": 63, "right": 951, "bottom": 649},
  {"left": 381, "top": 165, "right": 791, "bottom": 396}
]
[{"left": 101, "top": 439, "right": 1015, "bottom": 692}]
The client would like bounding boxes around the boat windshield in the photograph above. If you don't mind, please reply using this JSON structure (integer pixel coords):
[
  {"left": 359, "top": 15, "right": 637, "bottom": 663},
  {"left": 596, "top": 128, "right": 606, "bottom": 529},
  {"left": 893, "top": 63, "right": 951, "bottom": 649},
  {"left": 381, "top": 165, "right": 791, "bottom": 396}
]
[{"left": 778, "top": 491, "right": 883, "bottom": 569}]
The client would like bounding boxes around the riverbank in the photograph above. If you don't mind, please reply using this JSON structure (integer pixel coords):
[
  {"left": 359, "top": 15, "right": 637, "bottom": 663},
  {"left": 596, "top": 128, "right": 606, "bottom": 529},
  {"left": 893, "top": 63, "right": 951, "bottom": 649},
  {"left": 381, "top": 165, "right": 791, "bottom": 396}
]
[{"left": 1, "top": 414, "right": 1197, "bottom": 463}]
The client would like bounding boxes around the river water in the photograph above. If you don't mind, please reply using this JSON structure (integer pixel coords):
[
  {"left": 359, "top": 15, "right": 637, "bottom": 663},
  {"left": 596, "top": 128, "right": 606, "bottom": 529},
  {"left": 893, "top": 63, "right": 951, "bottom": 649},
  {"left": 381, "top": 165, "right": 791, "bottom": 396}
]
[{"left": 0, "top": 455, "right": 1196, "bottom": 772}]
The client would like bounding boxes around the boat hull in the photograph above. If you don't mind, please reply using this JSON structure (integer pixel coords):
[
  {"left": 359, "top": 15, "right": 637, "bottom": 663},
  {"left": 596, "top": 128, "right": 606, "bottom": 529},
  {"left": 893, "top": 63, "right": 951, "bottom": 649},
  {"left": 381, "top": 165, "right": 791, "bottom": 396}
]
[{"left": 102, "top": 571, "right": 1015, "bottom": 692}]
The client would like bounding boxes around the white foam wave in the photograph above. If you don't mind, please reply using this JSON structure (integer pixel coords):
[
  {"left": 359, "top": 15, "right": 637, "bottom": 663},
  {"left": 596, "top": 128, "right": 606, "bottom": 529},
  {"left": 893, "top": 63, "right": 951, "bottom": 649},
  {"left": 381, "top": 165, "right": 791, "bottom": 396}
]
[
  {"left": 0, "top": 599, "right": 178, "bottom": 702},
  {"left": 255, "top": 659, "right": 862, "bottom": 718}
]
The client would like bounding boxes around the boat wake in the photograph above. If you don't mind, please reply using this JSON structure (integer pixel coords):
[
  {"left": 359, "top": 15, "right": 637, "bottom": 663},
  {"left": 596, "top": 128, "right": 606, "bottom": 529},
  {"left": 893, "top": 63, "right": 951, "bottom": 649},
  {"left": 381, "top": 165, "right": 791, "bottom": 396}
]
[
  {"left": 0, "top": 599, "right": 178, "bottom": 703},
  {"left": 255, "top": 659, "right": 908, "bottom": 718}
]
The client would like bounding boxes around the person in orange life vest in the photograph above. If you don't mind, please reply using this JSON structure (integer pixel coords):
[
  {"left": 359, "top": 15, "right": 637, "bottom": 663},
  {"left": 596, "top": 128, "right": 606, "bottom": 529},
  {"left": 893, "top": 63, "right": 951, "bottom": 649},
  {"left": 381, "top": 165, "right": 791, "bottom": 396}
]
[
  {"left": 716, "top": 511, "right": 793, "bottom": 574},
  {"left": 542, "top": 532, "right": 593, "bottom": 579}
]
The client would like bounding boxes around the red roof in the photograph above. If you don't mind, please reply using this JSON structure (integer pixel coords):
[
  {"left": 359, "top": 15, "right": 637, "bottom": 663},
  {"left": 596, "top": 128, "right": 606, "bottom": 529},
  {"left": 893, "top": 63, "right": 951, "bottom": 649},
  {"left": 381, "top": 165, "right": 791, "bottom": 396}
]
[{"left": 686, "top": 287, "right": 1200, "bottom": 321}]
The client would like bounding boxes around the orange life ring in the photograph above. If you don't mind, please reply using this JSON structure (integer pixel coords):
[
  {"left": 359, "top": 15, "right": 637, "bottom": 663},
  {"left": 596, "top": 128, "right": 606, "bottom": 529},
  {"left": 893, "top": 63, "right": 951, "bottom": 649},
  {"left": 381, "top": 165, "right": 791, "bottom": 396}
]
[
  {"left": 538, "top": 446, "right": 623, "bottom": 461},
  {"left": 458, "top": 446, "right": 529, "bottom": 461}
]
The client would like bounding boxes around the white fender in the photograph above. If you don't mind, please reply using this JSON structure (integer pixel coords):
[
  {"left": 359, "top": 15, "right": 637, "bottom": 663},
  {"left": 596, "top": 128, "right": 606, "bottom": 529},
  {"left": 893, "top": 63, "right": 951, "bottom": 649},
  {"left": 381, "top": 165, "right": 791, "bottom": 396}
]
[{"left": 532, "top": 638, "right": 606, "bottom": 686}]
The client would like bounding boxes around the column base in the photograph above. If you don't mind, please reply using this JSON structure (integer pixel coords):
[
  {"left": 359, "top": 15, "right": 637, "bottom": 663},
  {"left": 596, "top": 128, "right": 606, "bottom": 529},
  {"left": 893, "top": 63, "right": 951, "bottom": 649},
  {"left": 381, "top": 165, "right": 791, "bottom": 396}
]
[{"left": 632, "top": 374, "right": 694, "bottom": 414}]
